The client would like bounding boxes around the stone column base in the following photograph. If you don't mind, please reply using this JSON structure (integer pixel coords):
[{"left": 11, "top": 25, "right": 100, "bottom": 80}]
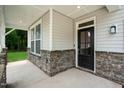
[{"left": 0, "top": 48, "right": 7, "bottom": 88}]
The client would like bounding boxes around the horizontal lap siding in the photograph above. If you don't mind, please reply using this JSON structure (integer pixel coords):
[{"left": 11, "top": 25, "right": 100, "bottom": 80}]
[
  {"left": 75, "top": 7, "right": 124, "bottom": 53},
  {"left": 52, "top": 10, "right": 74, "bottom": 50},
  {"left": 42, "top": 11, "right": 50, "bottom": 50}
]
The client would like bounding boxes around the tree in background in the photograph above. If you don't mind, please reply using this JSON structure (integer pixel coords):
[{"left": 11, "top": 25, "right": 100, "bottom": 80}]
[{"left": 6, "top": 28, "right": 27, "bottom": 51}]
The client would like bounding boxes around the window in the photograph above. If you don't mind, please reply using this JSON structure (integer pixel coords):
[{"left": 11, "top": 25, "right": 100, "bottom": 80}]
[
  {"left": 31, "top": 24, "right": 41, "bottom": 55},
  {"left": 36, "top": 24, "right": 41, "bottom": 54},
  {"left": 78, "top": 20, "right": 94, "bottom": 28}
]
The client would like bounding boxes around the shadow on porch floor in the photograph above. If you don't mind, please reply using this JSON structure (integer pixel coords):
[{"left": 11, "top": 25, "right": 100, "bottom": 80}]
[{"left": 7, "top": 60, "right": 122, "bottom": 88}]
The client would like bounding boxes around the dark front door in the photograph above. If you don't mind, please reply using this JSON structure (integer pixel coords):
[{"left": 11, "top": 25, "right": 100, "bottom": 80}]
[{"left": 78, "top": 27, "right": 94, "bottom": 71}]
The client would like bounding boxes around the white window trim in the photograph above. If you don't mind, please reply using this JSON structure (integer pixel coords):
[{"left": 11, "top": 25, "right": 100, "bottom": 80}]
[
  {"left": 30, "top": 19, "right": 42, "bottom": 56},
  {"left": 31, "top": 28, "right": 35, "bottom": 54},
  {"left": 75, "top": 16, "right": 96, "bottom": 73}
]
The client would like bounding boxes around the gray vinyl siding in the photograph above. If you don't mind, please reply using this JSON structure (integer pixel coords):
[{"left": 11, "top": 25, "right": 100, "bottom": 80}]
[
  {"left": 52, "top": 10, "right": 74, "bottom": 50},
  {"left": 75, "top": 7, "right": 124, "bottom": 53}
]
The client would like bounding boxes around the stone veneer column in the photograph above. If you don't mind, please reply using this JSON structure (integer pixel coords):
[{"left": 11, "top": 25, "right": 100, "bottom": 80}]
[
  {"left": 96, "top": 51, "right": 124, "bottom": 85},
  {"left": 28, "top": 48, "right": 75, "bottom": 76},
  {"left": 0, "top": 48, "right": 7, "bottom": 87}
]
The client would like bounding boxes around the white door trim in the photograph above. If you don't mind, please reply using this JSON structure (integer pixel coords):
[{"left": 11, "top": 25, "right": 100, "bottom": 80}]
[{"left": 75, "top": 16, "right": 96, "bottom": 73}]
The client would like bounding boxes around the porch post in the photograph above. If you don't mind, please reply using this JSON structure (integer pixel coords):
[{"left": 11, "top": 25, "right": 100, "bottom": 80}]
[
  {"left": 0, "top": 6, "right": 6, "bottom": 52},
  {"left": 27, "top": 28, "right": 31, "bottom": 48}
]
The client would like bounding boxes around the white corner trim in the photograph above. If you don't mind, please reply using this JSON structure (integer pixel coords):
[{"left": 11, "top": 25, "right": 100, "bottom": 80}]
[
  {"left": 94, "top": 16, "right": 96, "bottom": 73},
  {"left": 75, "top": 22, "right": 78, "bottom": 67},
  {"left": 49, "top": 8, "right": 53, "bottom": 51},
  {"left": 123, "top": 20, "right": 124, "bottom": 51}
]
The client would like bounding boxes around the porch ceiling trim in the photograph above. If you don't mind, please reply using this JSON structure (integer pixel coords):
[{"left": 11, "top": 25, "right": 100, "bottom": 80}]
[{"left": 5, "top": 28, "right": 15, "bottom": 36}]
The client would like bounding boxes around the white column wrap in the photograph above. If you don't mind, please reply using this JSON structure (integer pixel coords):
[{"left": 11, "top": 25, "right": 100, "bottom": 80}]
[
  {"left": 0, "top": 7, "right": 5, "bottom": 52},
  {"left": 27, "top": 29, "right": 31, "bottom": 48}
]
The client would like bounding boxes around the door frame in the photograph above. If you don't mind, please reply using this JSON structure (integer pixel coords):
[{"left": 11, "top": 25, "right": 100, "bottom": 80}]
[{"left": 75, "top": 16, "right": 96, "bottom": 73}]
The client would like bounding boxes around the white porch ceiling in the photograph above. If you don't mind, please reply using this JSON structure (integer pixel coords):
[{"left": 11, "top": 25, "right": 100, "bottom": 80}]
[{"left": 3, "top": 5, "right": 104, "bottom": 30}]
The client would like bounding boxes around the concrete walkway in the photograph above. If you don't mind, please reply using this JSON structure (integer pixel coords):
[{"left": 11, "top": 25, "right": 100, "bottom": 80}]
[{"left": 7, "top": 60, "right": 122, "bottom": 88}]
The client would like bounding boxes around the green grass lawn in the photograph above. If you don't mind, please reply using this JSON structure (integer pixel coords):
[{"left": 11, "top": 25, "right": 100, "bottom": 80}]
[{"left": 7, "top": 51, "right": 27, "bottom": 62}]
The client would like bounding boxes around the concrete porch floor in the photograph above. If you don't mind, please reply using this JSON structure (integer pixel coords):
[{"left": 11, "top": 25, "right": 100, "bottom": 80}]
[{"left": 7, "top": 60, "right": 122, "bottom": 88}]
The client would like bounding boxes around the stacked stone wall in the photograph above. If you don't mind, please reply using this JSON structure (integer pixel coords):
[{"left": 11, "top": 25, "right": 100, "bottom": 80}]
[
  {"left": 96, "top": 51, "right": 124, "bottom": 85},
  {"left": 28, "top": 48, "right": 75, "bottom": 76}
]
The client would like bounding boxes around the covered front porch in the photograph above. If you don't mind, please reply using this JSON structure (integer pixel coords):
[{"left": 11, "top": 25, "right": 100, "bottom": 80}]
[
  {"left": 1, "top": 5, "right": 124, "bottom": 88},
  {"left": 7, "top": 60, "right": 121, "bottom": 88}
]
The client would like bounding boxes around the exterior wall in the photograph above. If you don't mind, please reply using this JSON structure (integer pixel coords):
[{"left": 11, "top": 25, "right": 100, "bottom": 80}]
[
  {"left": 28, "top": 9, "right": 75, "bottom": 76},
  {"left": 75, "top": 7, "right": 124, "bottom": 85},
  {"left": 96, "top": 51, "right": 124, "bottom": 85},
  {"left": 28, "top": 9, "right": 74, "bottom": 51},
  {"left": 28, "top": 11, "right": 50, "bottom": 50},
  {"left": 42, "top": 11, "right": 50, "bottom": 50},
  {"left": 28, "top": 7, "right": 124, "bottom": 85},
  {"left": 75, "top": 7, "right": 124, "bottom": 53},
  {"left": 28, "top": 48, "right": 75, "bottom": 76},
  {"left": 50, "top": 49, "right": 75, "bottom": 75},
  {"left": 27, "top": 48, "right": 51, "bottom": 75},
  {"left": 52, "top": 10, "right": 74, "bottom": 50}
]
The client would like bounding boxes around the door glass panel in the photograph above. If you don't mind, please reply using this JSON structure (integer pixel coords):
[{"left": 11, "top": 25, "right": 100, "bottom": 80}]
[
  {"left": 85, "top": 31, "right": 91, "bottom": 56},
  {"left": 79, "top": 31, "right": 92, "bottom": 56},
  {"left": 80, "top": 32, "right": 85, "bottom": 55},
  {"left": 86, "top": 31, "right": 91, "bottom": 43}
]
